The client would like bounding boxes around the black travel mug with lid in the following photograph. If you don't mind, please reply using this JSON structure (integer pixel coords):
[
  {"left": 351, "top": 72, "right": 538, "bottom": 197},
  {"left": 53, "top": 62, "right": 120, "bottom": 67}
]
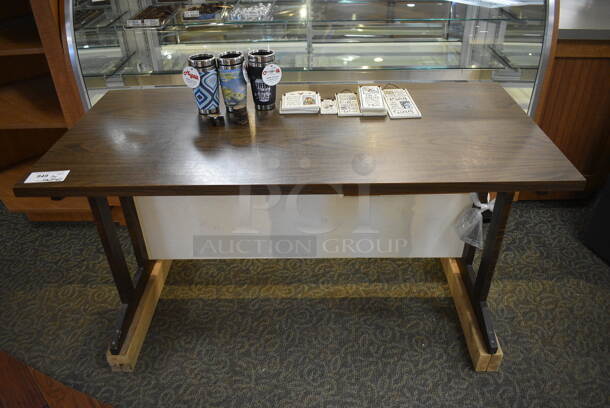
[{"left": 247, "top": 49, "right": 278, "bottom": 111}]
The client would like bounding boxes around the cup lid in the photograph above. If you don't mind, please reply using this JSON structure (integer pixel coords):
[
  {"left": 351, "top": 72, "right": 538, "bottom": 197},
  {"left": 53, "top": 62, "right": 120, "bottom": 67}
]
[
  {"left": 218, "top": 51, "right": 244, "bottom": 65},
  {"left": 248, "top": 49, "right": 275, "bottom": 63},
  {"left": 188, "top": 53, "right": 216, "bottom": 68}
]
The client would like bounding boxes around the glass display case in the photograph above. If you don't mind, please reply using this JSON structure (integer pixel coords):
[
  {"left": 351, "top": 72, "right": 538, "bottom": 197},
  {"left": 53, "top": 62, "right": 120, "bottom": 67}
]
[{"left": 67, "top": 0, "right": 555, "bottom": 112}]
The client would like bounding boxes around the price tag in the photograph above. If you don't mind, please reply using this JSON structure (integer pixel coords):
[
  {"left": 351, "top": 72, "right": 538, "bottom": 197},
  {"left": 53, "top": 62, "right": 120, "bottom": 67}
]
[
  {"left": 183, "top": 10, "right": 200, "bottom": 18},
  {"left": 24, "top": 170, "right": 70, "bottom": 184},
  {"left": 144, "top": 18, "right": 161, "bottom": 27},
  {"left": 182, "top": 66, "right": 200, "bottom": 88},
  {"left": 262, "top": 64, "right": 282, "bottom": 86},
  {"left": 125, "top": 19, "right": 143, "bottom": 27}
]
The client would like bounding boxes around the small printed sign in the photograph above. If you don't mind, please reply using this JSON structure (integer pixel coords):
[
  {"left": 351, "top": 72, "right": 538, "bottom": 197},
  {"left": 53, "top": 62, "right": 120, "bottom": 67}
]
[
  {"left": 182, "top": 66, "right": 200, "bottom": 88},
  {"left": 143, "top": 18, "right": 161, "bottom": 27},
  {"left": 125, "top": 19, "right": 143, "bottom": 27},
  {"left": 24, "top": 170, "right": 70, "bottom": 184},
  {"left": 262, "top": 64, "right": 282, "bottom": 86},
  {"left": 183, "top": 10, "right": 200, "bottom": 18}
]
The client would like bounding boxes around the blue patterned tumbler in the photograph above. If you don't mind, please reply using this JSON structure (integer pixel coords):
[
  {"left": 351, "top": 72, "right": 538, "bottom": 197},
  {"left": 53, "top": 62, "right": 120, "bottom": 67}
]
[{"left": 187, "top": 54, "right": 220, "bottom": 115}]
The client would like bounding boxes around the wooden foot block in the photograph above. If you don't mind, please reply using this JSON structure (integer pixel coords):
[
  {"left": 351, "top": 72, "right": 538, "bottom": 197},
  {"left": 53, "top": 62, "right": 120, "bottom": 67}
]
[
  {"left": 106, "top": 260, "right": 172, "bottom": 372},
  {"left": 440, "top": 258, "right": 503, "bottom": 372}
]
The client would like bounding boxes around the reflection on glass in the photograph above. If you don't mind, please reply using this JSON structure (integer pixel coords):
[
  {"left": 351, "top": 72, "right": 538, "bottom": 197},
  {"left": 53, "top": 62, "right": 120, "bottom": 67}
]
[{"left": 71, "top": 0, "right": 548, "bottom": 110}]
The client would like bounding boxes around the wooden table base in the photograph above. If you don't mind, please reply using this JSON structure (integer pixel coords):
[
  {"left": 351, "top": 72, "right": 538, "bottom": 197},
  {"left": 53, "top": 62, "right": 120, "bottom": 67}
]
[
  {"left": 106, "top": 260, "right": 172, "bottom": 372},
  {"left": 441, "top": 258, "right": 503, "bottom": 371},
  {"left": 105, "top": 258, "right": 501, "bottom": 372}
]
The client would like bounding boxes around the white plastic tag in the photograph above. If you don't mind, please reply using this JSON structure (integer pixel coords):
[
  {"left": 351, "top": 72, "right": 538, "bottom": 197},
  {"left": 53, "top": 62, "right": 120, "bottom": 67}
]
[
  {"left": 144, "top": 18, "right": 161, "bottom": 27},
  {"left": 183, "top": 10, "right": 199, "bottom": 18},
  {"left": 24, "top": 170, "right": 70, "bottom": 183},
  {"left": 182, "top": 66, "right": 200, "bottom": 88},
  {"left": 262, "top": 64, "right": 282, "bottom": 86},
  {"left": 126, "top": 19, "right": 143, "bottom": 27}
]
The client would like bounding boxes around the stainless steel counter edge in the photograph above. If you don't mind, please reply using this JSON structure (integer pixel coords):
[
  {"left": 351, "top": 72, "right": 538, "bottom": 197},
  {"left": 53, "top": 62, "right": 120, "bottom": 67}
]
[{"left": 559, "top": 0, "right": 610, "bottom": 41}]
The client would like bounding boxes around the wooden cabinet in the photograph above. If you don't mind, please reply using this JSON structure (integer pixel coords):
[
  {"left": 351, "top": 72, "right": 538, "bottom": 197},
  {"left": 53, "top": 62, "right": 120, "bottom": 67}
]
[
  {"left": 0, "top": 2, "right": 71, "bottom": 169},
  {"left": 524, "top": 40, "right": 610, "bottom": 199},
  {"left": 0, "top": 1, "right": 115, "bottom": 222}
]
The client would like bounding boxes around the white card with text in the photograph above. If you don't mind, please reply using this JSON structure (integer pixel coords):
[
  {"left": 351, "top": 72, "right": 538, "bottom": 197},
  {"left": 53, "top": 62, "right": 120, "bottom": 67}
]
[{"left": 24, "top": 170, "right": 70, "bottom": 183}]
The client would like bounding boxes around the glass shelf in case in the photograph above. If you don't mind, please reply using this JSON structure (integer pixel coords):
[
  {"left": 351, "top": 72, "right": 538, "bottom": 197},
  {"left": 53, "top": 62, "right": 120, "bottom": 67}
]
[
  {"left": 75, "top": 9, "right": 126, "bottom": 31},
  {"left": 491, "top": 43, "right": 541, "bottom": 69},
  {"left": 118, "top": 41, "right": 309, "bottom": 75},
  {"left": 173, "top": 0, "right": 307, "bottom": 25},
  {"left": 310, "top": 41, "right": 506, "bottom": 70},
  {"left": 68, "top": 0, "right": 554, "bottom": 115},
  {"left": 156, "top": 23, "right": 308, "bottom": 43},
  {"left": 158, "top": 0, "right": 547, "bottom": 27},
  {"left": 77, "top": 47, "right": 134, "bottom": 76},
  {"left": 108, "top": 0, "right": 547, "bottom": 35}
]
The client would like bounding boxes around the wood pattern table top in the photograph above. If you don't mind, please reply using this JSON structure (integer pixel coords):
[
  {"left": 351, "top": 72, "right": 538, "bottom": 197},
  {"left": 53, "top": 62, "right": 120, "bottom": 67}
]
[{"left": 14, "top": 83, "right": 584, "bottom": 197}]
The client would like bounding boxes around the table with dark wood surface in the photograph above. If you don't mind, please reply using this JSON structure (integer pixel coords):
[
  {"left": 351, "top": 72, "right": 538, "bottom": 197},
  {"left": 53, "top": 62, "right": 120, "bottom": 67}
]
[{"left": 14, "top": 83, "right": 584, "bottom": 371}]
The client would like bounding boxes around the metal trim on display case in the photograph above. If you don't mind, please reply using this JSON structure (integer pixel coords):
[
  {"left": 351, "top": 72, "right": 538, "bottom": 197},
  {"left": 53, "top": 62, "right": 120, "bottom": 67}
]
[
  {"left": 65, "top": 0, "right": 92, "bottom": 111},
  {"left": 527, "top": 0, "right": 556, "bottom": 117},
  {"left": 113, "top": 67, "right": 537, "bottom": 88}
]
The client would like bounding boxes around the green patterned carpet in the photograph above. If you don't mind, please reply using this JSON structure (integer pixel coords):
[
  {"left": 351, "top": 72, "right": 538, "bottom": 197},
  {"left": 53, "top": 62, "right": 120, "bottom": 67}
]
[{"left": 0, "top": 200, "right": 609, "bottom": 407}]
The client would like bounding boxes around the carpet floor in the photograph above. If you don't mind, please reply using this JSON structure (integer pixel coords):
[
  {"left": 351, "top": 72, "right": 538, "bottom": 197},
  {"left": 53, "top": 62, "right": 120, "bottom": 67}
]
[{"left": 0, "top": 199, "right": 608, "bottom": 407}]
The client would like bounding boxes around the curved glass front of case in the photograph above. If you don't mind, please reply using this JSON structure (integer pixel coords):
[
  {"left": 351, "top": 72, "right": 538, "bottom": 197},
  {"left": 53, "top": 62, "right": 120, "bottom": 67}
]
[{"left": 68, "top": 0, "right": 553, "bottom": 112}]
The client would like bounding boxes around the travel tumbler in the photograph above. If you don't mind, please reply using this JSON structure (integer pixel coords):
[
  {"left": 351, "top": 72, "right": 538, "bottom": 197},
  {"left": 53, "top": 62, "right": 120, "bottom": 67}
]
[
  {"left": 186, "top": 53, "right": 220, "bottom": 115},
  {"left": 217, "top": 51, "right": 247, "bottom": 112},
  {"left": 247, "top": 49, "right": 279, "bottom": 111}
]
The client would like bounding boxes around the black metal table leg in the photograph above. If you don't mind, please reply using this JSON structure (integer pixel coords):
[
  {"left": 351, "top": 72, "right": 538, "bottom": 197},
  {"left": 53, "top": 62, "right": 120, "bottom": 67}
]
[
  {"left": 458, "top": 192, "right": 515, "bottom": 354},
  {"left": 120, "top": 196, "right": 154, "bottom": 294},
  {"left": 89, "top": 196, "right": 154, "bottom": 355}
]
